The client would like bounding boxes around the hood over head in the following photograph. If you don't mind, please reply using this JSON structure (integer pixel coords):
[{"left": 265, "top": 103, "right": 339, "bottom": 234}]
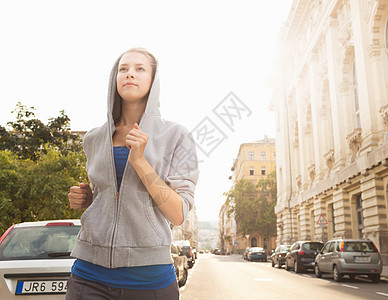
[{"left": 107, "top": 50, "right": 161, "bottom": 125}]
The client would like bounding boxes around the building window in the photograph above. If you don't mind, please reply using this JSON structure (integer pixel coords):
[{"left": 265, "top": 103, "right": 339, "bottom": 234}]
[
  {"left": 386, "top": 18, "right": 388, "bottom": 58},
  {"left": 261, "top": 166, "right": 266, "bottom": 176},
  {"left": 353, "top": 62, "right": 361, "bottom": 129},
  {"left": 249, "top": 151, "right": 254, "bottom": 161},
  {"left": 356, "top": 194, "right": 364, "bottom": 238},
  {"left": 251, "top": 237, "right": 257, "bottom": 247},
  {"left": 249, "top": 166, "right": 254, "bottom": 176},
  {"left": 260, "top": 151, "right": 266, "bottom": 161}
]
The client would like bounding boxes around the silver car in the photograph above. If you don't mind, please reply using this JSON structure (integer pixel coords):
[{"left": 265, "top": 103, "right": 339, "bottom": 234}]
[
  {"left": 314, "top": 238, "right": 382, "bottom": 283},
  {"left": 0, "top": 220, "right": 81, "bottom": 299}
]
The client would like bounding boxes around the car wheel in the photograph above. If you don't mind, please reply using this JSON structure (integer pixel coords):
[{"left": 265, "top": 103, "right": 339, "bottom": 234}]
[
  {"left": 285, "top": 261, "right": 290, "bottom": 271},
  {"left": 369, "top": 274, "right": 380, "bottom": 283},
  {"left": 271, "top": 260, "right": 275, "bottom": 267},
  {"left": 314, "top": 264, "right": 322, "bottom": 278},
  {"left": 277, "top": 262, "right": 282, "bottom": 269},
  {"left": 333, "top": 265, "right": 342, "bottom": 282},
  {"left": 294, "top": 261, "right": 300, "bottom": 273},
  {"left": 188, "top": 261, "right": 193, "bottom": 269},
  {"left": 349, "top": 275, "right": 355, "bottom": 281},
  {"left": 178, "top": 268, "right": 188, "bottom": 287}
]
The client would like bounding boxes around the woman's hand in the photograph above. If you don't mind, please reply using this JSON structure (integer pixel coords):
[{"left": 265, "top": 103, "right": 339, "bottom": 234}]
[
  {"left": 68, "top": 183, "right": 93, "bottom": 210},
  {"left": 126, "top": 123, "right": 149, "bottom": 165}
]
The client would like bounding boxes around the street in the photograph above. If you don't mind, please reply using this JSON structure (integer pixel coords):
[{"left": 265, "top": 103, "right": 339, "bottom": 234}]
[{"left": 180, "top": 253, "right": 388, "bottom": 300}]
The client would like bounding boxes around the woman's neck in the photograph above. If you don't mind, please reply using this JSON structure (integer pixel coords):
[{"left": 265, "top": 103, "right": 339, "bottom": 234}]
[{"left": 118, "top": 99, "right": 147, "bottom": 126}]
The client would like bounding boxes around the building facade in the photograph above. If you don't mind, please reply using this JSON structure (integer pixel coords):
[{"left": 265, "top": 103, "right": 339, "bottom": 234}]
[
  {"left": 270, "top": 0, "right": 388, "bottom": 264},
  {"left": 172, "top": 205, "right": 199, "bottom": 249},
  {"left": 219, "top": 136, "right": 277, "bottom": 253}
]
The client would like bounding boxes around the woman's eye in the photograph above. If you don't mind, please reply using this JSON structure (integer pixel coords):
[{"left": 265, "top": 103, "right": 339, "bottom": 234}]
[
  {"left": 138, "top": 67, "right": 145, "bottom": 71},
  {"left": 119, "top": 67, "right": 127, "bottom": 72}
]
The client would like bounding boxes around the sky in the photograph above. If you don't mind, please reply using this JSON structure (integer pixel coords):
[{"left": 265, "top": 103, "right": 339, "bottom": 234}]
[{"left": 0, "top": 0, "right": 293, "bottom": 221}]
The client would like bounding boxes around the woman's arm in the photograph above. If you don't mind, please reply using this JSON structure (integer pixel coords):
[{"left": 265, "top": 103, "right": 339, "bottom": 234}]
[{"left": 127, "top": 123, "right": 184, "bottom": 225}]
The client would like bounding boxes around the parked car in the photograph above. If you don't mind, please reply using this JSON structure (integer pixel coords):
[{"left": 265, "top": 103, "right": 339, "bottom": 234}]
[
  {"left": 285, "top": 241, "right": 324, "bottom": 273},
  {"left": 314, "top": 238, "right": 382, "bottom": 283},
  {"left": 243, "top": 247, "right": 251, "bottom": 260},
  {"left": 0, "top": 219, "right": 81, "bottom": 299},
  {"left": 172, "top": 240, "right": 195, "bottom": 268},
  {"left": 192, "top": 248, "right": 197, "bottom": 260},
  {"left": 271, "top": 245, "right": 291, "bottom": 268},
  {"left": 247, "top": 247, "right": 267, "bottom": 262},
  {"left": 170, "top": 244, "right": 188, "bottom": 287}
]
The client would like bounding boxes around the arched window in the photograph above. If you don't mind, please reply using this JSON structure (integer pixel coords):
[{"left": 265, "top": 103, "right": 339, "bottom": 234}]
[
  {"left": 353, "top": 62, "right": 361, "bottom": 128},
  {"left": 251, "top": 237, "right": 257, "bottom": 247}
]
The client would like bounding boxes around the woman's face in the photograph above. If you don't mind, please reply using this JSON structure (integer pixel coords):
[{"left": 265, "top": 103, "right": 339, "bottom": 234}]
[{"left": 116, "top": 52, "right": 153, "bottom": 103}]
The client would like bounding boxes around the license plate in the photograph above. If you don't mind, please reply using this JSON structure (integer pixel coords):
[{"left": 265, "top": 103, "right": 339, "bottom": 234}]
[
  {"left": 16, "top": 280, "right": 68, "bottom": 294},
  {"left": 354, "top": 256, "right": 370, "bottom": 263}
]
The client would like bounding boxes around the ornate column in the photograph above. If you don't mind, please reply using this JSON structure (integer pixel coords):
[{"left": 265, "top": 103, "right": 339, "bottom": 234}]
[
  {"left": 332, "top": 188, "right": 353, "bottom": 238},
  {"left": 299, "top": 204, "right": 311, "bottom": 240},
  {"left": 360, "top": 173, "right": 388, "bottom": 263},
  {"left": 325, "top": 17, "right": 348, "bottom": 170},
  {"left": 350, "top": 0, "right": 381, "bottom": 155}
]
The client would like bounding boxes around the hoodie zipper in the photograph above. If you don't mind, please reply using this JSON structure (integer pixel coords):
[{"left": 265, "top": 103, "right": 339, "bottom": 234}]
[{"left": 108, "top": 115, "right": 146, "bottom": 268}]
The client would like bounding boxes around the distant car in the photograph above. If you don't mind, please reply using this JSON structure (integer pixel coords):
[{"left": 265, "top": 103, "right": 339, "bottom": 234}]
[
  {"left": 243, "top": 247, "right": 251, "bottom": 260},
  {"left": 314, "top": 238, "right": 382, "bottom": 283},
  {"left": 271, "top": 245, "right": 291, "bottom": 268},
  {"left": 285, "top": 241, "right": 323, "bottom": 273},
  {"left": 199, "top": 250, "right": 204, "bottom": 254},
  {"left": 0, "top": 219, "right": 81, "bottom": 299},
  {"left": 173, "top": 240, "right": 195, "bottom": 268},
  {"left": 192, "top": 248, "right": 197, "bottom": 260},
  {"left": 170, "top": 244, "right": 188, "bottom": 287},
  {"left": 247, "top": 247, "right": 267, "bottom": 262}
]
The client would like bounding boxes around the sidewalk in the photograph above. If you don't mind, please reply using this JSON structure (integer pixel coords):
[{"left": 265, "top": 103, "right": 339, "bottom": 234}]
[{"left": 382, "top": 266, "right": 388, "bottom": 279}]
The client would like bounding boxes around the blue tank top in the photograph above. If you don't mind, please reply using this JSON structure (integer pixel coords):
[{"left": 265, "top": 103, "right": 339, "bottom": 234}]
[{"left": 71, "top": 146, "right": 176, "bottom": 290}]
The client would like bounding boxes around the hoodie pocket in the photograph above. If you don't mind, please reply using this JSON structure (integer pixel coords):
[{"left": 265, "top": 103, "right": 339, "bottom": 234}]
[
  {"left": 143, "top": 194, "right": 164, "bottom": 239},
  {"left": 78, "top": 192, "right": 113, "bottom": 246}
]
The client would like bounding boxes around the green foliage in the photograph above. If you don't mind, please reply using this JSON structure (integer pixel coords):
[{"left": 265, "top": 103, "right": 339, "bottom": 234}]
[
  {"left": 0, "top": 102, "right": 82, "bottom": 161},
  {"left": 0, "top": 103, "right": 87, "bottom": 234},
  {"left": 225, "top": 171, "right": 277, "bottom": 238}
]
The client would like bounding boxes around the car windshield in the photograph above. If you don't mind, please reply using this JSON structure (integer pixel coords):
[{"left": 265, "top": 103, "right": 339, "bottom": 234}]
[
  {"left": 249, "top": 247, "right": 263, "bottom": 252},
  {"left": 279, "top": 245, "right": 290, "bottom": 251},
  {"left": 303, "top": 243, "right": 323, "bottom": 251},
  {"left": 0, "top": 225, "right": 81, "bottom": 260},
  {"left": 344, "top": 241, "right": 377, "bottom": 252}
]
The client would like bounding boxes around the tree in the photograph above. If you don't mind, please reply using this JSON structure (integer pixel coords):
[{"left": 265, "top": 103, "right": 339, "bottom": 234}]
[
  {"left": 0, "top": 103, "right": 87, "bottom": 234},
  {"left": 225, "top": 179, "right": 260, "bottom": 236},
  {"left": 225, "top": 171, "right": 277, "bottom": 239},
  {"left": 0, "top": 102, "right": 82, "bottom": 161},
  {"left": 0, "top": 147, "right": 86, "bottom": 234}
]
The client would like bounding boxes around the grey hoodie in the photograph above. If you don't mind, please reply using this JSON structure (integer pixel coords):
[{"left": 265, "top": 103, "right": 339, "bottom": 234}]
[{"left": 71, "top": 52, "right": 199, "bottom": 268}]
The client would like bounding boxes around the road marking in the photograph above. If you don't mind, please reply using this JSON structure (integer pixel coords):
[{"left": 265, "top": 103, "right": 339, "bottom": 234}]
[
  {"left": 302, "top": 274, "right": 312, "bottom": 278},
  {"left": 318, "top": 279, "right": 330, "bottom": 283},
  {"left": 376, "top": 292, "right": 388, "bottom": 297},
  {"left": 341, "top": 284, "right": 359, "bottom": 289},
  {"left": 254, "top": 278, "right": 273, "bottom": 281}
]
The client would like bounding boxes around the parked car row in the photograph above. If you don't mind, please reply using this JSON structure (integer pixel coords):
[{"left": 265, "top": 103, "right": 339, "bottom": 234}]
[
  {"left": 243, "top": 247, "right": 267, "bottom": 262},
  {"left": 270, "top": 238, "right": 383, "bottom": 283},
  {"left": 172, "top": 240, "right": 196, "bottom": 268},
  {"left": 0, "top": 220, "right": 193, "bottom": 299}
]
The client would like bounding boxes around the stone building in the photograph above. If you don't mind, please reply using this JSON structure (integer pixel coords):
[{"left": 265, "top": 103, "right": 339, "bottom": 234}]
[
  {"left": 172, "top": 205, "right": 199, "bottom": 249},
  {"left": 270, "top": 0, "right": 388, "bottom": 264},
  {"left": 219, "top": 136, "right": 277, "bottom": 253}
]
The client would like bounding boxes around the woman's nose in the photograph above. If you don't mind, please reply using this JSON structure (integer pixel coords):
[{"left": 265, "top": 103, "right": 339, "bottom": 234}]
[{"left": 126, "top": 73, "right": 134, "bottom": 79}]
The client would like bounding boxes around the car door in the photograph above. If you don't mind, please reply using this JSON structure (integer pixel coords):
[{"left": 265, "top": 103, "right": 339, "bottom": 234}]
[
  {"left": 318, "top": 242, "right": 331, "bottom": 272},
  {"left": 287, "top": 243, "right": 296, "bottom": 266},
  {"left": 290, "top": 243, "right": 300, "bottom": 266}
]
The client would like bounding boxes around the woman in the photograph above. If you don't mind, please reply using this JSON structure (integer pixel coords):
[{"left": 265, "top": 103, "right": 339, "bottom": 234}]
[{"left": 66, "top": 48, "right": 199, "bottom": 300}]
